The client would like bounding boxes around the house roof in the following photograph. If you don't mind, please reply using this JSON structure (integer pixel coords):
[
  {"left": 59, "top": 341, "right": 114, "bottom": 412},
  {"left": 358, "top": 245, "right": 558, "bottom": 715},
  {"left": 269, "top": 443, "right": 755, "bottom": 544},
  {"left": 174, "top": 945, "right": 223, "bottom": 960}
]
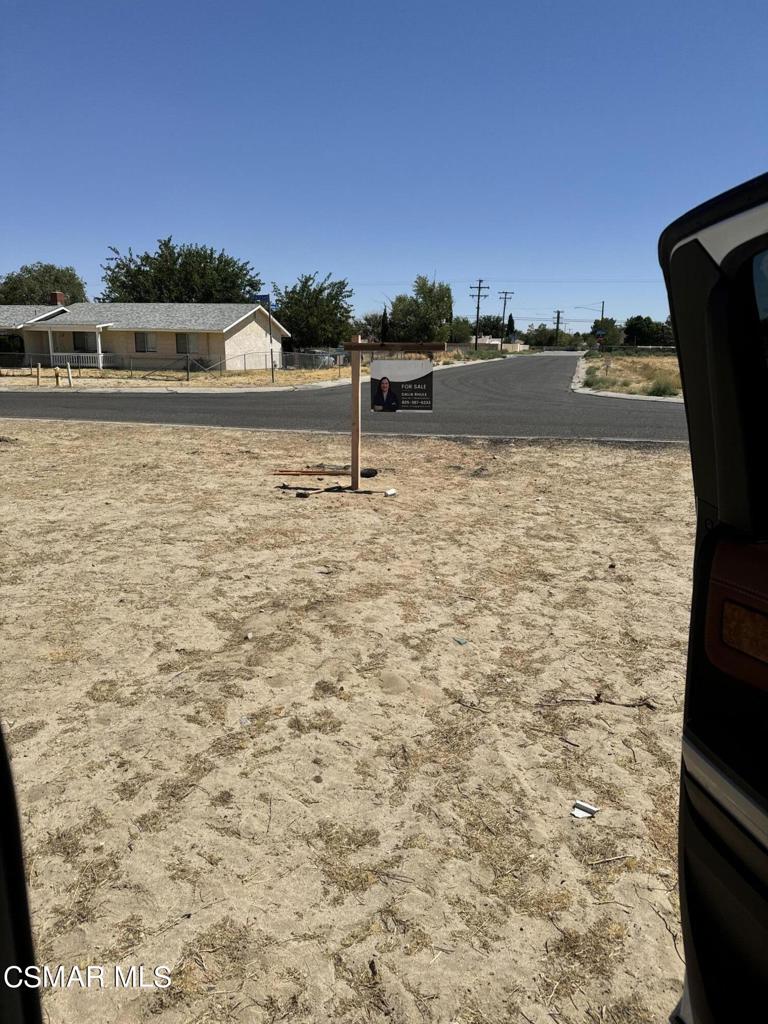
[
  {"left": 0, "top": 305, "right": 61, "bottom": 330},
  {"left": 28, "top": 302, "right": 289, "bottom": 334}
]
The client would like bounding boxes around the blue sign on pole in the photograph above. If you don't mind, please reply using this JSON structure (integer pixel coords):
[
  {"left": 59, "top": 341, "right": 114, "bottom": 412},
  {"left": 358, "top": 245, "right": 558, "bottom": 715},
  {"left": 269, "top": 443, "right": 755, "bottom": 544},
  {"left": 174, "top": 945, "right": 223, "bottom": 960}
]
[{"left": 255, "top": 293, "right": 271, "bottom": 307}]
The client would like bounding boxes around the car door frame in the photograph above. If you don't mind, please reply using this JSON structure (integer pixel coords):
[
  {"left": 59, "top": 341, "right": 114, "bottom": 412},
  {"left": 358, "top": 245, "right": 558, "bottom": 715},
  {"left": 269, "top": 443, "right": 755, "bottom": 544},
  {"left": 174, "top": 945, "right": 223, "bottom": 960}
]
[{"left": 660, "top": 171, "right": 768, "bottom": 1024}]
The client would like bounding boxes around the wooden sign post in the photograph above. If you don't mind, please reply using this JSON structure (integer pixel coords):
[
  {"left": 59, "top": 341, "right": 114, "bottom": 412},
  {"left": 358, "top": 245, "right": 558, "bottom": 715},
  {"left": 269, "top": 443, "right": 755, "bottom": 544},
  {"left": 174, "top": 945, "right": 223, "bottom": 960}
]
[
  {"left": 343, "top": 336, "right": 446, "bottom": 491},
  {"left": 350, "top": 335, "right": 362, "bottom": 489}
]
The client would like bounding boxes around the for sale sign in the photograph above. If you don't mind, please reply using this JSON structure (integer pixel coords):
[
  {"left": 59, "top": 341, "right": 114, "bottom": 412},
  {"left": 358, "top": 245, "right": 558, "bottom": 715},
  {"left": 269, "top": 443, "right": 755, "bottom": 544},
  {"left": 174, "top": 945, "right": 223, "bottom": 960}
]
[{"left": 370, "top": 359, "right": 433, "bottom": 412}]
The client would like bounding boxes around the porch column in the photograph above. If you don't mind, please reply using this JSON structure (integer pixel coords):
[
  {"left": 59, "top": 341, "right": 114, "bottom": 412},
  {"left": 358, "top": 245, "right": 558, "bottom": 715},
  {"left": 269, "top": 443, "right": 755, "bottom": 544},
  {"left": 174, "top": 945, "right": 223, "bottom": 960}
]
[
  {"left": 47, "top": 329, "right": 54, "bottom": 366},
  {"left": 95, "top": 330, "right": 103, "bottom": 370}
]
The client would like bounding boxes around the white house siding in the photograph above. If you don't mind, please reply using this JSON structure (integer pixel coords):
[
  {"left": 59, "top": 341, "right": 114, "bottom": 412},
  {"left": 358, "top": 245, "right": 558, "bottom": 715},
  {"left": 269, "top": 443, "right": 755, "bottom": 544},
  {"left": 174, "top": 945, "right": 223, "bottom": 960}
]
[
  {"left": 223, "top": 314, "right": 282, "bottom": 371},
  {"left": 22, "top": 329, "right": 223, "bottom": 366}
]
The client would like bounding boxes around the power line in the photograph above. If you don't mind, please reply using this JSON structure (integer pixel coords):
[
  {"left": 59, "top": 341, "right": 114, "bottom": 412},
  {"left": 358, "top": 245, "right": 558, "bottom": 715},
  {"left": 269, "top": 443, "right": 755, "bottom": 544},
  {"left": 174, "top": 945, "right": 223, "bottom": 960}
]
[{"left": 470, "top": 279, "right": 490, "bottom": 352}]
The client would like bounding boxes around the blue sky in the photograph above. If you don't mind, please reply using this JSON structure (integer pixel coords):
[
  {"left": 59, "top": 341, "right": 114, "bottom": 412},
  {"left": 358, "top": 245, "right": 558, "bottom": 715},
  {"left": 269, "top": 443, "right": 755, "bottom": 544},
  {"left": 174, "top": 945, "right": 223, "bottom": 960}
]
[{"left": 1, "top": 0, "right": 766, "bottom": 329}]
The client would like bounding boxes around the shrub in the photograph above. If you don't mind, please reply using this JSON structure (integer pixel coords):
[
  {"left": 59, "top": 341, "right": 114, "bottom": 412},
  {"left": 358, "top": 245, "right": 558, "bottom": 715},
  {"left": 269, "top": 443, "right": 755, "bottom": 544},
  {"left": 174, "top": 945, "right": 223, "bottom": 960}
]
[{"left": 645, "top": 379, "right": 678, "bottom": 397}]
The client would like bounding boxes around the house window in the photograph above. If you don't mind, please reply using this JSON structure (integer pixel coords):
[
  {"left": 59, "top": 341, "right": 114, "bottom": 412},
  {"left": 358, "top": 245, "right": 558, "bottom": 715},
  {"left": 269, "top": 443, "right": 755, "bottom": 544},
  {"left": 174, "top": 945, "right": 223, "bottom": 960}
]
[
  {"left": 73, "top": 331, "right": 97, "bottom": 352},
  {"left": 175, "top": 332, "right": 197, "bottom": 354},
  {"left": 135, "top": 332, "right": 156, "bottom": 352}
]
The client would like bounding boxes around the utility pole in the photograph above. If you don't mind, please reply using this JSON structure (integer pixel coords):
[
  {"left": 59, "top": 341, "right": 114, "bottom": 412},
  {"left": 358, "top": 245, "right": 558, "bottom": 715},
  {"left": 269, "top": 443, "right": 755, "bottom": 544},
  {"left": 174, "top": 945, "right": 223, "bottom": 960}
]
[
  {"left": 470, "top": 278, "right": 490, "bottom": 351},
  {"left": 498, "top": 290, "right": 514, "bottom": 348},
  {"left": 554, "top": 310, "right": 563, "bottom": 347}
]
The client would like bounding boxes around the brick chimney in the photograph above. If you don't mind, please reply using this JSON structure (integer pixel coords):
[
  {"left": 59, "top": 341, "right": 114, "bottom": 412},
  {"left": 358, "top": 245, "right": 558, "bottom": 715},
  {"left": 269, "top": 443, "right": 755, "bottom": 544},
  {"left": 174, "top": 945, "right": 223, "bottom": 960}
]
[{"left": 49, "top": 291, "right": 66, "bottom": 305}]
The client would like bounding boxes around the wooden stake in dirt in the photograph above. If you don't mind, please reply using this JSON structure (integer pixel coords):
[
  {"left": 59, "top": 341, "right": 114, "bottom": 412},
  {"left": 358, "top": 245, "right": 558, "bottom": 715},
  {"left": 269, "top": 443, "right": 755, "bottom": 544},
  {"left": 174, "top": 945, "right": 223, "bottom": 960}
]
[
  {"left": 66, "top": 362, "right": 73, "bottom": 388},
  {"left": 54, "top": 367, "right": 60, "bottom": 387},
  {"left": 36, "top": 363, "right": 41, "bottom": 386},
  {"left": 350, "top": 334, "right": 362, "bottom": 490}
]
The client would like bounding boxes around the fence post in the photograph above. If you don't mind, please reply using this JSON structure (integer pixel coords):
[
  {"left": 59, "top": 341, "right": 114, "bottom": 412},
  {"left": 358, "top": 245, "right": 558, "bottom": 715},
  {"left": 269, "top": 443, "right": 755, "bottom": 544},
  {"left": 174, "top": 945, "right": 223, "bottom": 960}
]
[
  {"left": 186, "top": 353, "right": 191, "bottom": 382},
  {"left": 130, "top": 358, "right": 133, "bottom": 379},
  {"left": 66, "top": 362, "right": 73, "bottom": 388},
  {"left": 36, "top": 363, "right": 41, "bottom": 386},
  {"left": 54, "top": 367, "right": 60, "bottom": 387},
  {"left": 243, "top": 354, "right": 246, "bottom": 373}
]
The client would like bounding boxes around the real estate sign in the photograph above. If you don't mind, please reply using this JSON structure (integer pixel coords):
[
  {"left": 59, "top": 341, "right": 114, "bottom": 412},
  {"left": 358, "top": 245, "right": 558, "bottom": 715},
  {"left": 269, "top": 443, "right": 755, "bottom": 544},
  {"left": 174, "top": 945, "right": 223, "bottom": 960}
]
[{"left": 370, "top": 359, "right": 433, "bottom": 412}]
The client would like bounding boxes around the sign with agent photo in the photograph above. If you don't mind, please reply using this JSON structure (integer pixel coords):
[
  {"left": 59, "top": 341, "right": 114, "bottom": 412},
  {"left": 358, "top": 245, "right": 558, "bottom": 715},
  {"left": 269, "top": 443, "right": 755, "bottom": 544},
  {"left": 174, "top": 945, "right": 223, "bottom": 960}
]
[{"left": 370, "top": 359, "right": 433, "bottom": 413}]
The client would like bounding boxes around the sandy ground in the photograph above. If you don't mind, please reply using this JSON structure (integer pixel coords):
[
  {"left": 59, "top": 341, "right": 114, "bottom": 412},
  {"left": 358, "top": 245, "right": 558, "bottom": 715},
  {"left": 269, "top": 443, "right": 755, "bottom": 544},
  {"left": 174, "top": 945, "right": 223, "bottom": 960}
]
[{"left": 0, "top": 420, "right": 693, "bottom": 1023}]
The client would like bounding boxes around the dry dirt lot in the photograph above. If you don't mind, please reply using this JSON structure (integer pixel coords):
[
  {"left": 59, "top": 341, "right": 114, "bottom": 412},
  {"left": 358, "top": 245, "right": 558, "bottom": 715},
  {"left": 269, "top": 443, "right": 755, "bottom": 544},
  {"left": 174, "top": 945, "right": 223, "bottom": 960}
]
[{"left": 0, "top": 420, "right": 693, "bottom": 1024}]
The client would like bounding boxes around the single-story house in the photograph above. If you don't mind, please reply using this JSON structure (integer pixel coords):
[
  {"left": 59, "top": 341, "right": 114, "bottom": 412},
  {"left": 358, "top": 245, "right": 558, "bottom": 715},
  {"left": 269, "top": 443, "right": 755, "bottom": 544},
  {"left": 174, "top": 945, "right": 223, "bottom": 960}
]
[{"left": 0, "top": 294, "right": 290, "bottom": 371}]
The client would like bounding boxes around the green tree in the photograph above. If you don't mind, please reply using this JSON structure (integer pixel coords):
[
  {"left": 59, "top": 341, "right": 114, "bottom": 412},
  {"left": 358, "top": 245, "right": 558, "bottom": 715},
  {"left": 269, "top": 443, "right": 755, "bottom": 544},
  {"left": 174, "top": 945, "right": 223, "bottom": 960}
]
[
  {"left": 623, "top": 315, "right": 667, "bottom": 347},
  {"left": 355, "top": 310, "right": 386, "bottom": 342},
  {"left": 273, "top": 272, "right": 354, "bottom": 350},
  {"left": 450, "top": 316, "right": 474, "bottom": 344},
  {"left": 507, "top": 314, "right": 516, "bottom": 338},
  {"left": 389, "top": 276, "right": 453, "bottom": 343},
  {"left": 524, "top": 322, "right": 576, "bottom": 347},
  {"left": 478, "top": 314, "right": 503, "bottom": 337},
  {"left": 99, "top": 237, "right": 262, "bottom": 302},
  {"left": 0, "top": 262, "right": 87, "bottom": 304},
  {"left": 590, "top": 317, "right": 623, "bottom": 348}
]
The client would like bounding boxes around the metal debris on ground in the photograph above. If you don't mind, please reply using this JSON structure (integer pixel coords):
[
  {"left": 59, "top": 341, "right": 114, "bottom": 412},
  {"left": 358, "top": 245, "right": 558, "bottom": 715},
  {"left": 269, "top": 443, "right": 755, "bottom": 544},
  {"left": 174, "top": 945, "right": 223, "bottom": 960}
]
[
  {"left": 454, "top": 638, "right": 468, "bottom": 646},
  {"left": 571, "top": 800, "right": 600, "bottom": 819}
]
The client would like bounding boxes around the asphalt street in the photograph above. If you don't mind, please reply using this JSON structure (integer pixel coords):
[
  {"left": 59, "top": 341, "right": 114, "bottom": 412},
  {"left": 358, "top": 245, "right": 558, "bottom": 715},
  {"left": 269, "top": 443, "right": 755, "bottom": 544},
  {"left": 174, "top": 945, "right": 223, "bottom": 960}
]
[{"left": 0, "top": 354, "right": 688, "bottom": 442}]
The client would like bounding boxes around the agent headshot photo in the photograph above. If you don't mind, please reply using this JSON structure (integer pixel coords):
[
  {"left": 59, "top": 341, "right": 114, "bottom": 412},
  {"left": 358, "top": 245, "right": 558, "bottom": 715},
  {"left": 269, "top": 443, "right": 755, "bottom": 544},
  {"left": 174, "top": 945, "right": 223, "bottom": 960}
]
[{"left": 372, "top": 376, "right": 399, "bottom": 411}]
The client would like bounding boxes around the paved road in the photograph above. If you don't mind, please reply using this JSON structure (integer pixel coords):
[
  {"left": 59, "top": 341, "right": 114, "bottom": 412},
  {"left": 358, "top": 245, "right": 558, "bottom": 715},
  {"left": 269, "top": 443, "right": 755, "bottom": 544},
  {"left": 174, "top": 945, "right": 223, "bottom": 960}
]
[{"left": 0, "top": 354, "right": 688, "bottom": 442}]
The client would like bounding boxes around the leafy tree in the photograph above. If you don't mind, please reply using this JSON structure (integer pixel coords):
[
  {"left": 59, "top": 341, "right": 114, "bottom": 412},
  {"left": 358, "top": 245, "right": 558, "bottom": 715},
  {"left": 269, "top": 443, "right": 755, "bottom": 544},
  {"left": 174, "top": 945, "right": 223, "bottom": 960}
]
[
  {"left": 589, "top": 317, "right": 623, "bottom": 348},
  {"left": 0, "top": 262, "right": 87, "bottom": 304},
  {"left": 355, "top": 310, "right": 386, "bottom": 342},
  {"left": 524, "top": 322, "right": 576, "bottom": 347},
  {"left": 507, "top": 314, "right": 516, "bottom": 338},
  {"left": 389, "top": 276, "right": 453, "bottom": 343},
  {"left": 478, "top": 314, "right": 503, "bottom": 338},
  {"left": 450, "top": 316, "right": 474, "bottom": 344},
  {"left": 99, "top": 237, "right": 262, "bottom": 302},
  {"left": 273, "top": 272, "right": 354, "bottom": 350},
  {"left": 623, "top": 315, "right": 667, "bottom": 347}
]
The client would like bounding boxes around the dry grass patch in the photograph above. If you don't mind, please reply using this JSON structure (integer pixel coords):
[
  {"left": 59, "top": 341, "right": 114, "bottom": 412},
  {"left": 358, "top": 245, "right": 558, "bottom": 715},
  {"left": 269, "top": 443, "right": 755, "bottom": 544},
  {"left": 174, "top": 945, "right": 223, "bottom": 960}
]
[
  {"left": 584, "top": 354, "right": 681, "bottom": 396},
  {"left": 547, "top": 915, "right": 629, "bottom": 996}
]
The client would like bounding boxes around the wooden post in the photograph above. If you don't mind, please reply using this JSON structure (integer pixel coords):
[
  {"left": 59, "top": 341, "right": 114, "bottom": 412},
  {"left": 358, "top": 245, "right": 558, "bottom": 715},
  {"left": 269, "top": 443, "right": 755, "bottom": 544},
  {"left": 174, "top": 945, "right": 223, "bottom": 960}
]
[
  {"left": 350, "top": 335, "right": 362, "bottom": 490},
  {"left": 36, "top": 363, "right": 41, "bottom": 386},
  {"left": 187, "top": 353, "right": 191, "bottom": 382},
  {"left": 66, "top": 362, "right": 73, "bottom": 387},
  {"left": 54, "top": 366, "right": 60, "bottom": 387}
]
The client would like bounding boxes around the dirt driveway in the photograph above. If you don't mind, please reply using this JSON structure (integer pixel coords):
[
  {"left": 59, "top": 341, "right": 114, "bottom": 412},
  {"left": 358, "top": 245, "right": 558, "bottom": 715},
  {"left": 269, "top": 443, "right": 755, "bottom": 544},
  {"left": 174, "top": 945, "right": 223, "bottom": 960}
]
[{"left": 0, "top": 421, "right": 692, "bottom": 1023}]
